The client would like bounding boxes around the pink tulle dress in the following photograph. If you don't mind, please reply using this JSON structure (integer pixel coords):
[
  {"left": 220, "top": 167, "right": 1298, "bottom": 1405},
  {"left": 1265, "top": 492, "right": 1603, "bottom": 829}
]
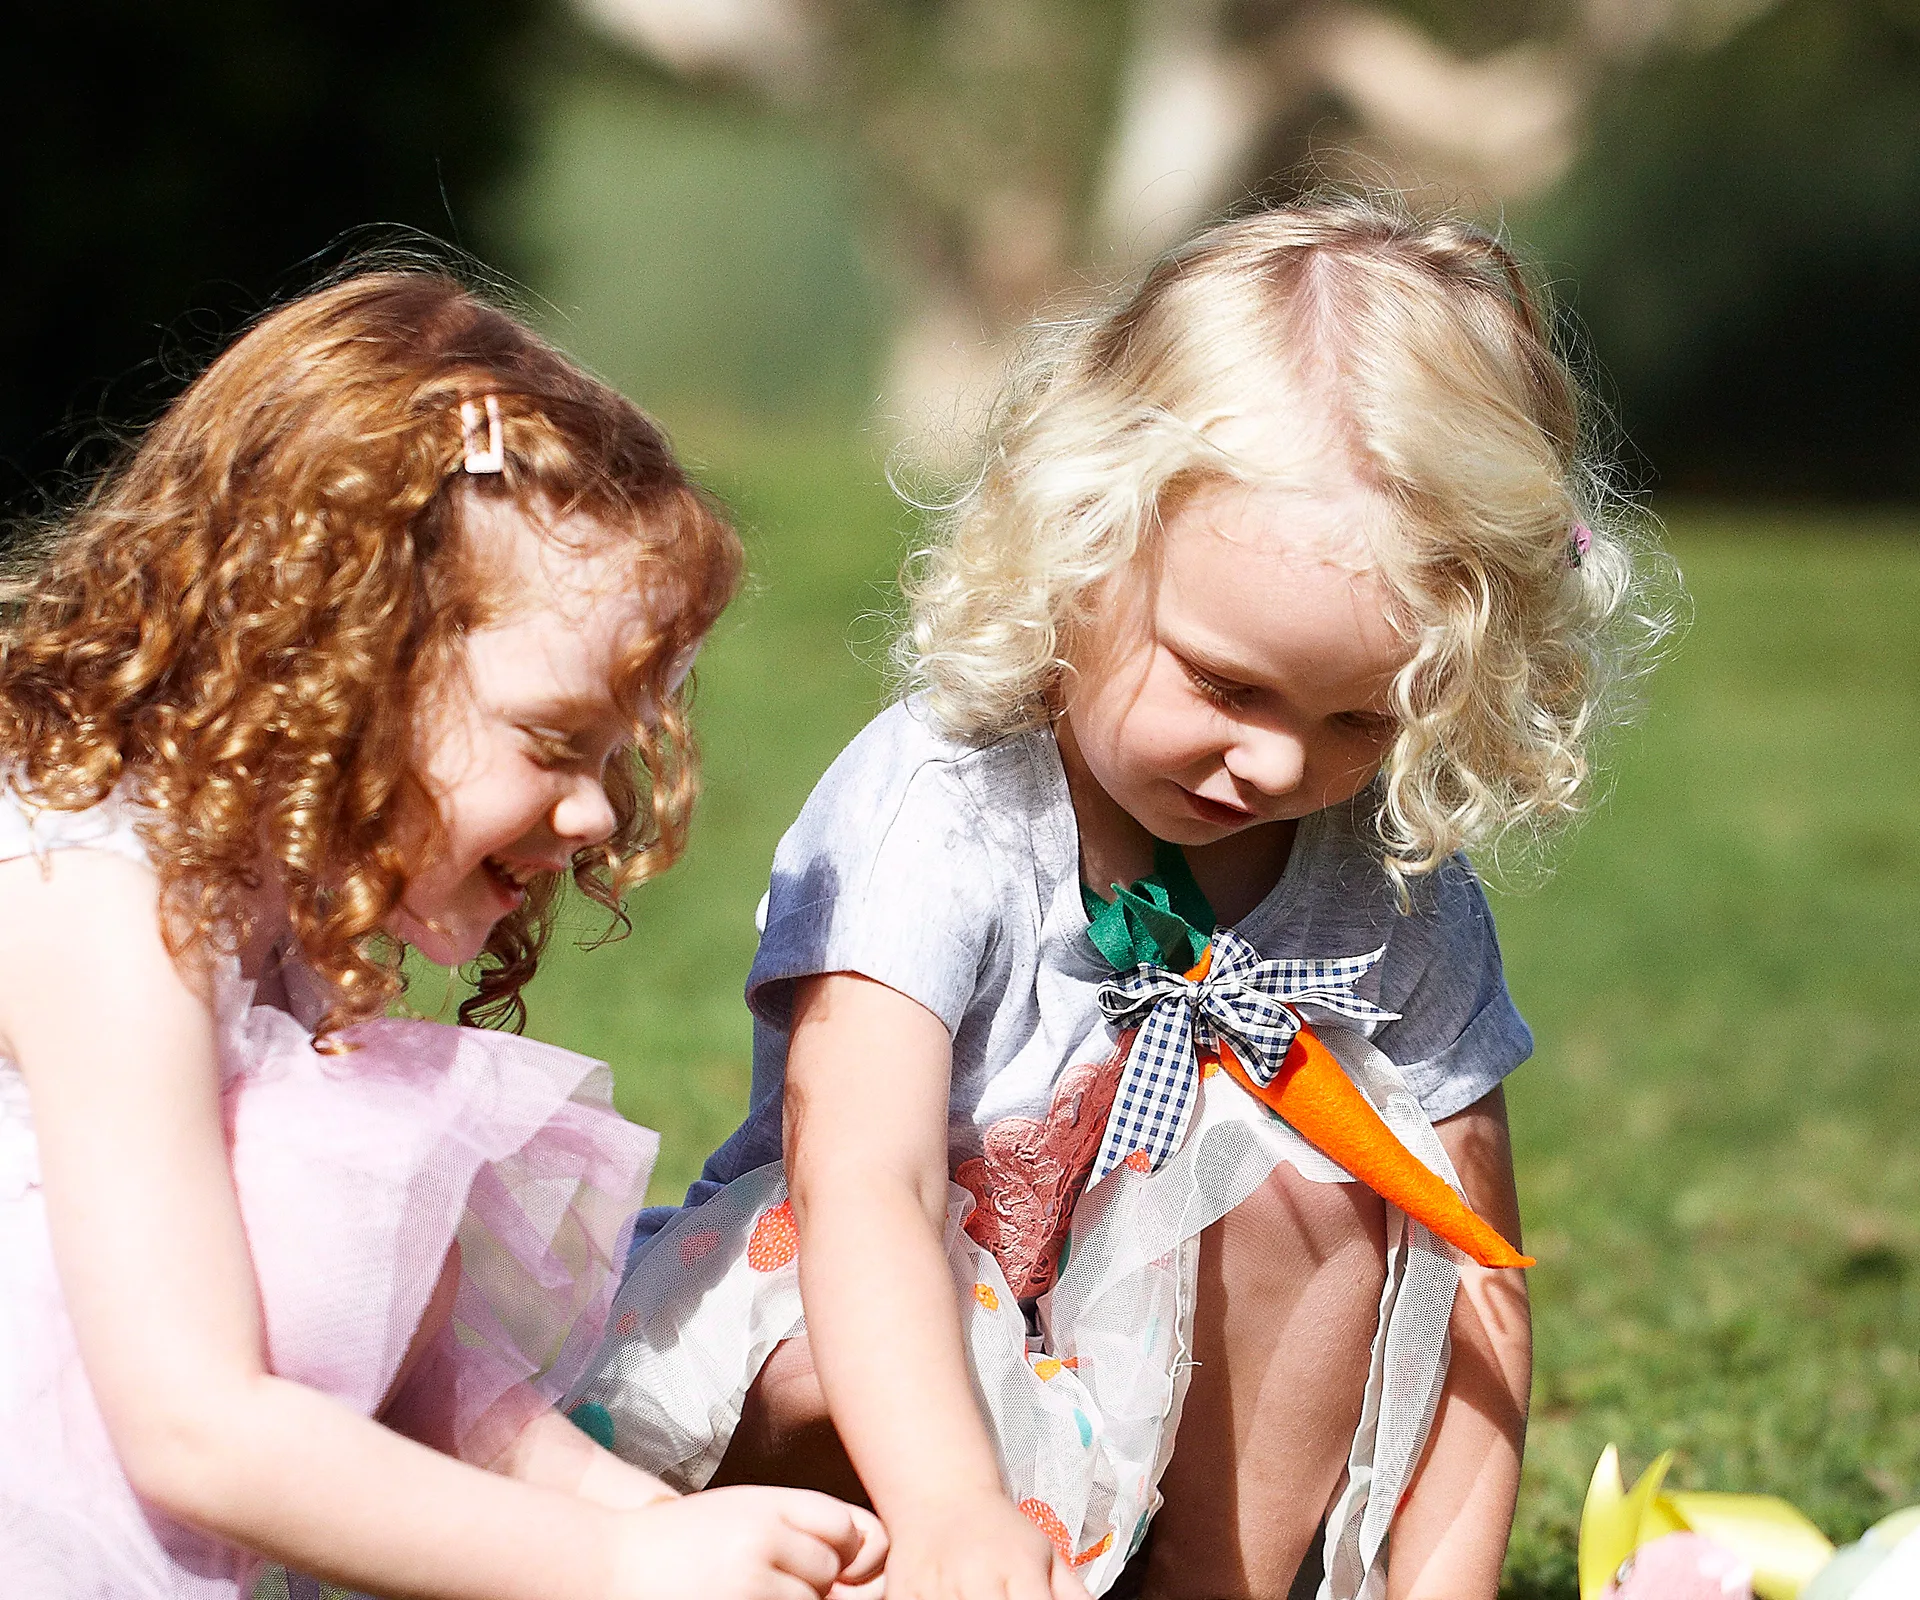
[{"left": 0, "top": 790, "right": 657, "bottom": 1598}]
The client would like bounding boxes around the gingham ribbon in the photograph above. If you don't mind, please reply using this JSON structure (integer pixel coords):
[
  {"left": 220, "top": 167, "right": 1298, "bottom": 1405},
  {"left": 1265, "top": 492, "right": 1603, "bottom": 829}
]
[{"left": 1090, "top": 928, "right": 1399, "bottom": 1184}]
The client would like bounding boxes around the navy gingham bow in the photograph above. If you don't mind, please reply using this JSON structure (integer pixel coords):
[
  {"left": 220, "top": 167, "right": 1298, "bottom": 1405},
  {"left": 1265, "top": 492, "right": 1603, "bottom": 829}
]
[{"left": 1090, "top": 927, "right": 1400, "bottom": 1184}]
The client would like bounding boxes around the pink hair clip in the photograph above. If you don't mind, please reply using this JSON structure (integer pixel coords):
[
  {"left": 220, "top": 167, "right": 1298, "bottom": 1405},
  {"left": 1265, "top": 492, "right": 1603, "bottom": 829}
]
[
  {"left": 460, "top": 395, "right": 505, "bottom": 474},
  {"left": 1569, "top": 521, "right": 1592, "bottom": 569}
]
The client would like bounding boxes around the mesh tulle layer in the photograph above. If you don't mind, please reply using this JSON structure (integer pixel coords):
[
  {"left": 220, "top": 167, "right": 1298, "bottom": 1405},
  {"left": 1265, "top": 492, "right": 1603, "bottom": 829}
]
[
  {"left": 0, "top": 979, "right": 652, "bottom": 1598},
  {"left": 569, "top": 1027, "right": 1461, "bottom": 1600}
]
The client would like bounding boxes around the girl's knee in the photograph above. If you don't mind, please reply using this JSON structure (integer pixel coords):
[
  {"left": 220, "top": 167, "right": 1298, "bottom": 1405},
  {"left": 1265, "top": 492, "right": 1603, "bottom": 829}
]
[
  {"left": 1215, "top": 1166, "right": 1387, "bottom": 1292},
  {"left": 1156, "top": 1173, "right": 1391, "bottom": 1599},
  {"left": 747, "top": 1336, "right": 832, "bottom": 1434}
]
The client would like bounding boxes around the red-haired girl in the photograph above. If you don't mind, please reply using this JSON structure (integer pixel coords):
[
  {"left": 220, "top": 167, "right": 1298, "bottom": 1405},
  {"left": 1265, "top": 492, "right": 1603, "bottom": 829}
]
[{"left": 0, "top": 272, "right": 882, "bottom": 1599}]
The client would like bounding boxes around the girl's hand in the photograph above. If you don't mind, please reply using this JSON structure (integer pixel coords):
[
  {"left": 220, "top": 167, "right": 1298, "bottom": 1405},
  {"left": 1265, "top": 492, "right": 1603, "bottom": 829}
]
[
  {"left": 882, "top": 1488, "right": 1089, "bottom": 1600},
  {"left": 786, "top": 976, "right": 1077, "bottom": 1600},
  {"left": 610, "top": 1486, "right": 886, "bottom": 1600}
]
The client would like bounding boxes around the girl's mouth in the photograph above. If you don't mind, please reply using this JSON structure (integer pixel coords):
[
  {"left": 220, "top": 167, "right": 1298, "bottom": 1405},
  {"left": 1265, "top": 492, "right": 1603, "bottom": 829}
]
[
  {"left": 1181, "top": 789, "right": 1255, "bottom": 828},
  {"left": 483, "top": 857, "right": 537, "bottom": 902}
]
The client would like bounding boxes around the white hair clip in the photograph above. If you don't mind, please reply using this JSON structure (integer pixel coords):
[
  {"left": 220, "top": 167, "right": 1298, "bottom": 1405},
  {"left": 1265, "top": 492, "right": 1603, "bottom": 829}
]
[{"left": 459, "top": 395, "right": 505, "bottom": 474}]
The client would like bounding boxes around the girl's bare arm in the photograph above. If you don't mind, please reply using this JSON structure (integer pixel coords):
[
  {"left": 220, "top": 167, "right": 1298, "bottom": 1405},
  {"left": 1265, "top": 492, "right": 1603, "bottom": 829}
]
[
  {"left": 785, "top": 972, "right": 1084, "bottom": 1600},
  {"left": 3, "top": 850, "right": 866, "bottom": 1600},
  {"left": 485, "top": 1411, "right": 680, "bottom": 1509},
  {"left": 1388, "top": 1085, "right": 1533, "bottom": 1600}
]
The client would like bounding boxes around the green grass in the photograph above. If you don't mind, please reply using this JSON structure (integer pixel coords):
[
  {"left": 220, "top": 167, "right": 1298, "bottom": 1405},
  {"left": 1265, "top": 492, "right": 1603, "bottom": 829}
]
[
  {"left": 1492, "top": 507, "right": 1920, "bottom": 1594},
  {"left": 499, "top": 452, "right": 1920, "bottom": 1595}
]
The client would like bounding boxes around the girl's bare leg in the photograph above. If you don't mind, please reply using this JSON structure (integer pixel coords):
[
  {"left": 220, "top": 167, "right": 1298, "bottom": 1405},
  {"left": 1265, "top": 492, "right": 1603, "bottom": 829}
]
[
  {"left": 712, "top": 1336, "right": 871, "bottom": 1508},
  {"left": 1144, "top": 1166, "right": 1387, "bottom": 1600}
]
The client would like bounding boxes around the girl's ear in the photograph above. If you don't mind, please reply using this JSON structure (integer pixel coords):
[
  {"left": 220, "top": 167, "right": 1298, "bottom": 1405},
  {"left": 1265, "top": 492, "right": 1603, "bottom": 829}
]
[
  {"left": 1043, "top": 654, "right": 1081, "bottom": 717},
  {"left": 663, "top": 640, "right": 701, "bottom": 700}
]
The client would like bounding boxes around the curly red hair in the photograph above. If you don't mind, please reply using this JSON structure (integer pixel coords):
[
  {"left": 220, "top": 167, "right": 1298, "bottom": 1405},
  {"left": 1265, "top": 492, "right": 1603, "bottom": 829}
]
[{"left": 0, "top": 270, "right": 742, "bottom": 1032}]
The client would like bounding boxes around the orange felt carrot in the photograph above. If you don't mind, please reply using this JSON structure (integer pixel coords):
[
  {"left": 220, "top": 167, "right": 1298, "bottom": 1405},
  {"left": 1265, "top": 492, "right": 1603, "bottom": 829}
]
[
  {"left": 1183, "top": 948, "right": 1532, "bottom": 1269},
  {"left": 1214, "top": 1030, "right": 1531, "bottom": 1268}
]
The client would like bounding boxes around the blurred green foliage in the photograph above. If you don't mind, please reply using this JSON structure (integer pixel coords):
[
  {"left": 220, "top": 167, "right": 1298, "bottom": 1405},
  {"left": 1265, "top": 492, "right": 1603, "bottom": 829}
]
[
  {"left": 800, "top": 0, "right": 1132, "bottom": 301},
  {"left": 8, "top": 2, "right": 1920, "bottom": 498},
  {"left": 502, "top": 0, "right": 1920, "bottom": 497},
  {"left": 497, "top": 48, "right": 887, "bottom": 422}
]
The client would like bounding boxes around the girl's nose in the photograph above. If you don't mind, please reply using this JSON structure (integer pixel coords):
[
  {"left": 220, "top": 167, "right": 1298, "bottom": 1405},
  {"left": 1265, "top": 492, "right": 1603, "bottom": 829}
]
[
  {"left": 1222, "top": 724, "right": 1307, "bottom": 799},
  {"left": 553, "top": 772, "right": 618, "bottom": 849}
]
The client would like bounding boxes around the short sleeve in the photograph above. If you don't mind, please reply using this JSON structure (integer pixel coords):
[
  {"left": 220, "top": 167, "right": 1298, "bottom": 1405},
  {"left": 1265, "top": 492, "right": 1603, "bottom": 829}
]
[
  {"left": 1371, "top": 856, "right": 1533, "bottom": 1122},
  {"left": 745, "top": 715, "right": 999, "bottom": 1037}
]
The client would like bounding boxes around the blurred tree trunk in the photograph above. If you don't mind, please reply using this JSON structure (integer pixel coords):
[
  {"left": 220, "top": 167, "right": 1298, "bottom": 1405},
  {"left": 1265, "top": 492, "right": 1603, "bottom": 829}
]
[{"left": 577, "top": 0, "right": 1789, "bottom": 452}]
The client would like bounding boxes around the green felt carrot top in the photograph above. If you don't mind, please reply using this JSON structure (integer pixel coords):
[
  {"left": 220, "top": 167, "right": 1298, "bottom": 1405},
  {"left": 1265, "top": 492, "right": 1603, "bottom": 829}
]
[{"left": 1081, "top": 837, "right": 1213, "bottom": 973}]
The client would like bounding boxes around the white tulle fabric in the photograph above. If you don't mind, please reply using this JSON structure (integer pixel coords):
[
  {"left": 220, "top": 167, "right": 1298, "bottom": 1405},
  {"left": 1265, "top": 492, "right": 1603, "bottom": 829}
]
[
  {"left": 0, "top": 792, "right": 655, "bottom": 1598},
  {"left": 569, "top": 1029, "right": 1461, "bottom": 1600}
]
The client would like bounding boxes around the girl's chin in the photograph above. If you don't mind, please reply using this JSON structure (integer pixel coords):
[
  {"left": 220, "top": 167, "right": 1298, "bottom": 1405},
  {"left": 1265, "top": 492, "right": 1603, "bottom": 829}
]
[{"left": 386, "top": 905, "right": 493, "bottom": 969}]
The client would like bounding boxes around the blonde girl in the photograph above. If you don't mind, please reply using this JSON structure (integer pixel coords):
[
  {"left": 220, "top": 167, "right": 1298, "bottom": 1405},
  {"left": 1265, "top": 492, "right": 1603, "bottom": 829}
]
[
  {"left": 0, "top": 272, "right": 881, "bottom": 1599},
  {"left": 570, "top": 196, "right": 1663, "bottom": 1600}
]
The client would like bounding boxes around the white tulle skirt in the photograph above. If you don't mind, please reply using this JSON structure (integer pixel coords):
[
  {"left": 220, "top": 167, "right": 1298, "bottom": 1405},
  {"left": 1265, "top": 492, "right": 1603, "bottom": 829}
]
[{"left": 568, "top": 1027, "right": 1462, "bottom": 1600}]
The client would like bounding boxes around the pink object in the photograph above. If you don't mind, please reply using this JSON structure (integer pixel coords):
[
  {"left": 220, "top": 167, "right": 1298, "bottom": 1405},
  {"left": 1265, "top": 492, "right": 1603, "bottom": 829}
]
[
  {"left": 0, "top": 964, "right": 654, "bottom": 1596},
  {"left": 1604, "top": 1531, "right": 1756, "bottom": 1599}
]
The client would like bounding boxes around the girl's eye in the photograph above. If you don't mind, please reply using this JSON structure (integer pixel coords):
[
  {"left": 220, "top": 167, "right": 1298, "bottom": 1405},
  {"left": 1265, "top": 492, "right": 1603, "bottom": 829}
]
[
  {"left": 521, "top": 728, "right": 579, "bottom": 768},
  {"left": 1335, "top": 710, "right": 1397, "bottom": 739},
  {"left": 1180, "top": 659, "right": 1253, "bottom": 709}
]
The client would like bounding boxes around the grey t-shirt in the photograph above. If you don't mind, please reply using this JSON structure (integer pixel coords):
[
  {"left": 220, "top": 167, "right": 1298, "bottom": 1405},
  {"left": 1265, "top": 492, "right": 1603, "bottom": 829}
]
[{"left": 647, "top": 697, "right": 1530, "bottom": 1238}]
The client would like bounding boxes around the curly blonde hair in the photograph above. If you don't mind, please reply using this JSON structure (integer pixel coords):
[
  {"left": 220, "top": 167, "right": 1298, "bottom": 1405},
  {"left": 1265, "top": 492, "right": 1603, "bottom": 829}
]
[
  {"left": 0, "top": 269, "right": 741, "bottom": 1032},
  {"left": 900, "top": 193, "right": 1673, "bottom": 885}
]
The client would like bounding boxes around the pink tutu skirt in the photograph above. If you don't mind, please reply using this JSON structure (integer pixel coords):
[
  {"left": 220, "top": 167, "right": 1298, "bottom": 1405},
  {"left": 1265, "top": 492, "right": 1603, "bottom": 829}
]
[{"left": 0, "top": 966, "right": 655, "bottom": 1599}]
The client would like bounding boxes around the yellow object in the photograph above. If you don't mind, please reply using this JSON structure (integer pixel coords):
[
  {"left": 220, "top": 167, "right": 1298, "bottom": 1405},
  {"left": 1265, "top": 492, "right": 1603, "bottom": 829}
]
[
  {"left": 1580, "top": 1446, "right": 1836, "bottom": 1600},
  {"left": 1580, "top": 1446, "right": 1677, "bottom": 1600},
  {"left": 1668, "top": 1493, "right": 1836, "bottom": 1600}
]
